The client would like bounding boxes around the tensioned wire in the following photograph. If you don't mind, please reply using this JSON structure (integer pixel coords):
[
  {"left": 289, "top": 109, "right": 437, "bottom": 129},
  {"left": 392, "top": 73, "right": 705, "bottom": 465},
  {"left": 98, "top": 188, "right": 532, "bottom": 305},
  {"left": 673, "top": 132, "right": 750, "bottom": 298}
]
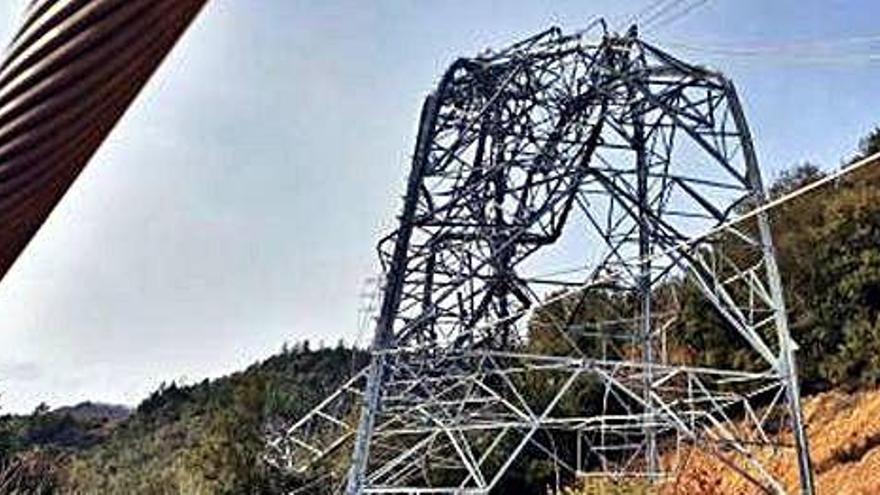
[
  {"left": 660, "top": 34, "right": 880, "bottom": 66},
  {"left": 666, "top": 34, "right": 880, "bottom": 55},
  {"left": 616, "top": 0, "right": 714, "bottom": 34},
  {"left": 643, "top": 0, "right": 712, "bottom": 32},
  {"left": 622, "top": 1, "right": 880, "bottom": 65}
]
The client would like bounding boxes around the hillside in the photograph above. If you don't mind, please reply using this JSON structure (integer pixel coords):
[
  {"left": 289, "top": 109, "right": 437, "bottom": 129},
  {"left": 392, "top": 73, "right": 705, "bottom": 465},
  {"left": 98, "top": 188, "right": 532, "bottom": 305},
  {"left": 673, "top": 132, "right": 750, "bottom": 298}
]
[
  {"left": 14, "top": 361, "right": 880, "bottom": 495},
  {"left": 0, "top": 344, "right": 366, "bottom": 494},
  {"left": 667, "top": 388, "right": 880, "bottom": 494}
]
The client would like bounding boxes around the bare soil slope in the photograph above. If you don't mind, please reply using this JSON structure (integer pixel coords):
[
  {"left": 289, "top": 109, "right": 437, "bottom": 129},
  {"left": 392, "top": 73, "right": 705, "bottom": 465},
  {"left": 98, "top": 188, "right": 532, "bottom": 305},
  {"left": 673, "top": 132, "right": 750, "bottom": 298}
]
[
  {"left": 666, "top": 389, "right": 880, "bottom": 494},
  {"left": 567, "top": 389, "right": 880, "bottom": 494}
]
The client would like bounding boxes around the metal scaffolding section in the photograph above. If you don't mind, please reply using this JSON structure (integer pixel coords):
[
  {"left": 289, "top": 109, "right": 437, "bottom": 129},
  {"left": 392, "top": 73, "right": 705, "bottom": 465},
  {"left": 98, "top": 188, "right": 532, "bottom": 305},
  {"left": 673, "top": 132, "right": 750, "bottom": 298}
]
[{"left": 268, "top": 24, "right": 814, "bottom": 495}]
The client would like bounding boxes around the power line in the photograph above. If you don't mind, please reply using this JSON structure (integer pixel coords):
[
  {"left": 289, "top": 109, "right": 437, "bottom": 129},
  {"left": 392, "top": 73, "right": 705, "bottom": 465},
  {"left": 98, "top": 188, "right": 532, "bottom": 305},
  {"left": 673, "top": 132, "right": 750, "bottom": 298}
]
[
  {"left": 617, "top": 0, "right": 712, "bottom": 39},
  {"left": 634, "top": 0, "right": 678, "bottom": 21},
  {"left": 641, "top": 0, "right": 713, "bottom": 33},
  {"left": 664, "top": 47, "right": 880, "bottom": 67},
  {"left": 640, "top": 0, "right": 689, "bottom": 28},
  {"left": 667, "top": 33, "right": 880, "bottom": 54},
  {"left": 659, "top": 33, "right": 880, "bottom": 65},
  {"left": 614, "top": 0, "right": 682, "bottom": 34}
]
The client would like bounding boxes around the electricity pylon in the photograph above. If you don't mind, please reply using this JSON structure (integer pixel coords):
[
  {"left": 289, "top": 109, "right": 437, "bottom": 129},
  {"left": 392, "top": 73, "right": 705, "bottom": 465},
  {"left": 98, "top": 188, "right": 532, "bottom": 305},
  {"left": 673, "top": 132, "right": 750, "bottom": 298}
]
[{"left": 268, "top": 23, "right": 815, "bottom": 495}]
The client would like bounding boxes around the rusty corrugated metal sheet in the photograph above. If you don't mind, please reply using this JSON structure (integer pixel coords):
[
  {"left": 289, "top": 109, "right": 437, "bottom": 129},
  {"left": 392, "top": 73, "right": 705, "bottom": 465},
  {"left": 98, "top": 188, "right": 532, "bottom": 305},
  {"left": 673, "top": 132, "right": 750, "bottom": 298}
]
[{"left": 0, "top": 0, "right": 207, "bottom": 280}]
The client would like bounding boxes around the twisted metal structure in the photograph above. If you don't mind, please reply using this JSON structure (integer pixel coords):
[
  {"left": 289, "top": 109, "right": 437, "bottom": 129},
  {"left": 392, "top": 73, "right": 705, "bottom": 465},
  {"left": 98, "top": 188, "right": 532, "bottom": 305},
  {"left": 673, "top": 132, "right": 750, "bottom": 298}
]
[
  {"left": 0, "top": 0, "right": 206, "bottom": 280},
  {"left": 269, "top": 24, "right": 814, "bottom": 494}
]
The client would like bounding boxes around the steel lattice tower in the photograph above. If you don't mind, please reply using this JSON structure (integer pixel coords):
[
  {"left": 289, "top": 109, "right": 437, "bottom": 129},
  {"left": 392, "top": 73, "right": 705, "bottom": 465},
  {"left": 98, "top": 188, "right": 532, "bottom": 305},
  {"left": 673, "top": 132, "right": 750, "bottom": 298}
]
[{"left": 268, "top": 24, "right": 815, "bottom": 495}]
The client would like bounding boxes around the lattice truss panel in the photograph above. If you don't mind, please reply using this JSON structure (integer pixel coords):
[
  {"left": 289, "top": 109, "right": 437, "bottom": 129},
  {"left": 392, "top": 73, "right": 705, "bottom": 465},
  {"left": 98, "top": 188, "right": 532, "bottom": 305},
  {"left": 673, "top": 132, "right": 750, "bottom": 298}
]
[{"left": 267, "top": 25, "right": 813, "bottom": 495}]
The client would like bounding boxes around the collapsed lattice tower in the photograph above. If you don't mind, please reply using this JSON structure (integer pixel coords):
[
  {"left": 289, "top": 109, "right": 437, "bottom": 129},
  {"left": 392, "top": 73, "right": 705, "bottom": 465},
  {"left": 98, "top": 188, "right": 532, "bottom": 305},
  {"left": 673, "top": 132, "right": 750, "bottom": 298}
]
[{"left": 269, "top": 24, "right": 815, "bottom": 495}]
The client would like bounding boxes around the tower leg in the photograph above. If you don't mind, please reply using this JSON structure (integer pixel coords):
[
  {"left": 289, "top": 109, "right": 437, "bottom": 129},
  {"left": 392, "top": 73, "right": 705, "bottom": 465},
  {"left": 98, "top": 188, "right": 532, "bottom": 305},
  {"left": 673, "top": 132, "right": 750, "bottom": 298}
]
[
  {"left": 726, "top": 81, "right": 815, "bottom": 495},
  {"left": 345, "top": 94, "right": 440, "bottom": 495}
]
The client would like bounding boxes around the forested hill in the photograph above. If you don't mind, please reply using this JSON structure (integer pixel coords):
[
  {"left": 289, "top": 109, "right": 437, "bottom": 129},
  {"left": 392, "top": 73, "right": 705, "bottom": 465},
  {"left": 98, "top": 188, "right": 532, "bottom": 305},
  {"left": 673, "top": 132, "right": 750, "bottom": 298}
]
[
  {"left": 0, "top": 344, "right": 366, "bottom": 493},
  {"left": 0, "top": 128, "right": 878, "bottom": 494}
]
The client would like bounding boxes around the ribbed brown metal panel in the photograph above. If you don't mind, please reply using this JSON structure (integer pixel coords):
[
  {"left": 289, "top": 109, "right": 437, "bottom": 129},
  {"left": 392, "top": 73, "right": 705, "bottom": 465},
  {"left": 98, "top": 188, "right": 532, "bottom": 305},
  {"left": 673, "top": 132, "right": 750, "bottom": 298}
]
[{"left": 0, "top": 0, "right": 207, "bottom": 280}]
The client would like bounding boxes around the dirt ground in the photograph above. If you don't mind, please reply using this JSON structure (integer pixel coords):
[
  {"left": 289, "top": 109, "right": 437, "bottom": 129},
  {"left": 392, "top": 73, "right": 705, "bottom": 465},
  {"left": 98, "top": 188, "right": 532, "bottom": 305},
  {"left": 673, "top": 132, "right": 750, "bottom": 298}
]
[{"left": 566, "top": 388, "right": 880, "bottom": 494}]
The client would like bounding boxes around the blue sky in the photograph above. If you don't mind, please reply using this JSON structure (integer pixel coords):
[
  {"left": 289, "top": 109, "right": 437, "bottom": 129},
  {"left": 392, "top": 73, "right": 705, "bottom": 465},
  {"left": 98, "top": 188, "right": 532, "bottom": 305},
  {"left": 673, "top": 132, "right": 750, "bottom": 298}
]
[{"left": 0, "top": 0, "right": 878, "bottom": 413}]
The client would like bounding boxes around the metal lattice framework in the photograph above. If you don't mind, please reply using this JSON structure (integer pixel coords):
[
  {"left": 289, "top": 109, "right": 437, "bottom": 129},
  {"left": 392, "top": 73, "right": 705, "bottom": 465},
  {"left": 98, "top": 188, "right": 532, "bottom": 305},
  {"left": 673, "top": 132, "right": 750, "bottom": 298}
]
[{"left": 267, "top": 24, "right": 815, "bottom": 495}]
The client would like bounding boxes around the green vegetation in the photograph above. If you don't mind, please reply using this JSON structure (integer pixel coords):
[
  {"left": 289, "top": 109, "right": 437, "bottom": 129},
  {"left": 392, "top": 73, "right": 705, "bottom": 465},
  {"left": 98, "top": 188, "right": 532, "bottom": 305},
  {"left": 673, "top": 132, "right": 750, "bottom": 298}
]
[
  {"left": 0, "top": 343, "right": 364, "bottom": 494},
  {"left": 773, "top": 131, "right": 880, "bottom": 390},
  {"left": 0, "top": 129, "right": 878, "bottom": 494},
  {"left": 699, "top": 127, "right": 880, "bottom": 392}
]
